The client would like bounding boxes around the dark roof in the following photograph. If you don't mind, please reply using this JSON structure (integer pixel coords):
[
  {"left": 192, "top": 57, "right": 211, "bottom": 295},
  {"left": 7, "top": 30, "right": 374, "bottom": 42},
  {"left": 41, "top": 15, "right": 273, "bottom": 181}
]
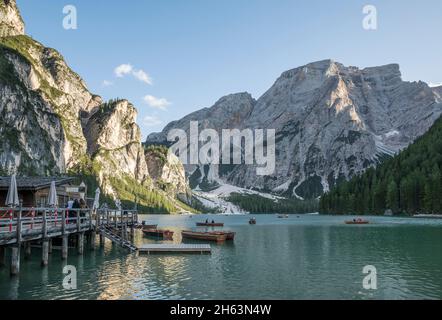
[{"left": 0, "top": 177, "right": 75, "bottom": 191}]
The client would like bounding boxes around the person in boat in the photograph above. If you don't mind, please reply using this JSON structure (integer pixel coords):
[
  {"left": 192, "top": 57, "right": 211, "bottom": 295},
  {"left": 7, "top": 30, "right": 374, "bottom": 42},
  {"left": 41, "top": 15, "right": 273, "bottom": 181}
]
[
  {"left": 205, "top": 219, "right": 209, "bottom": 224},
  {"left": 211, "top": 220, "right": 215, "bottom": 224}
]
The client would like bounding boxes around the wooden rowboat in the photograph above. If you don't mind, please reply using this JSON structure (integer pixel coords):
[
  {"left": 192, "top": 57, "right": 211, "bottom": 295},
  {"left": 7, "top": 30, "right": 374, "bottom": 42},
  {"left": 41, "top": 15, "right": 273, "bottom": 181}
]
[
  {"left": 249, "top": 219, "right": 256, "bottom": 225},
  {"left": 142, "top": 229, "right": 174, "bottom": 240},
  {"left": 213, "top": 231, "right": 235, "bottom": 240},
  {"left": 142, "top": 224, "right": 158, "bottom": 230},
  {"left": 181, "top": 230, "right": 227, "bottom": 243},
  {"left": 345, "top": 220, "right": 369, "bottom": 225},
  {"left": 196, "top": 222, "right": 224, "bottom": 227}
]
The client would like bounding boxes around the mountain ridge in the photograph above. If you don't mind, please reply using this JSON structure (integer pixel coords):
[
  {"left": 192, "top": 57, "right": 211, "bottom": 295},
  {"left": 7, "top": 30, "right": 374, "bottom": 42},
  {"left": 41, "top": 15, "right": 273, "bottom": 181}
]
[{"left": 147, "top": 59, "right": 442, "bottom": 199}]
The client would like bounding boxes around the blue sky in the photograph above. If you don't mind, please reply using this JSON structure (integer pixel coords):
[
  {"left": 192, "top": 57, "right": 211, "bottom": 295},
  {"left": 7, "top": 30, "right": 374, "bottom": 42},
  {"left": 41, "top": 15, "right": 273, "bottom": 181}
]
[{"left": 16, "top": 0, "right": 442, "bottom": 139}]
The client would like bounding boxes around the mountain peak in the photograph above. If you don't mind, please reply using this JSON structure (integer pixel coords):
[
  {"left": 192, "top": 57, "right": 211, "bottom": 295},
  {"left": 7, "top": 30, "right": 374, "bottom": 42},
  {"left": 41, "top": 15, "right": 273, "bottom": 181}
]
[{"left": 0, "top": 0, "right": 25, "bottom": 37}]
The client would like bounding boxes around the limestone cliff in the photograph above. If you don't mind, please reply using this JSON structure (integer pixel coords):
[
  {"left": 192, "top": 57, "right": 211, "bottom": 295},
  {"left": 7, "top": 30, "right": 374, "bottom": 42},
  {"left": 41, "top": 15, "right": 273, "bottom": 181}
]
[
  {"left": 145, "top": 145, "right": 191, "bottom": 201},
  {"left": 0, "top": 1, "right": 192, "bottom": 212},
  {"left": 147, "top": 60, "right": 442, "bottom": 199}
]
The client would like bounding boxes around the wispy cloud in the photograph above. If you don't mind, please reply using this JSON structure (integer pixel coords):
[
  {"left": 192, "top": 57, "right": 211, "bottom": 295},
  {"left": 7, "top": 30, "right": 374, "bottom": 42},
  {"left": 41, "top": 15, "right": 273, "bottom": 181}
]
[
  {"left": 114, "top": 64, "right": 133, "bottom": 77},
  {"left": 102, "top": 80, "right": 114, "bottom": 87},
  {"left": 143, "top": 95, "right": 171, "bottom": 110},
  {"left": 133, "top": 69, "right": 153, "bottom": 85},
  {"left": 429, "top": 82, "right": 442, "bottom": 88},
  {"left": 143, "top": 115, "right": 163, "bottom": 127},
  {"left": 114, "top": 63, "right": 153, "bottom": 85}
]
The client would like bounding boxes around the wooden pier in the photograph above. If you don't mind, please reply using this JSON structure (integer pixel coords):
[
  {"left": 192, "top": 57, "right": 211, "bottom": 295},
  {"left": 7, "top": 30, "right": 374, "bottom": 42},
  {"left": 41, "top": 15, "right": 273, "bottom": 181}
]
[
  {"left": 0, "top": 206, "right": 139, "bottom": 276},
  {"left": 138, "top": 244, "right": 211, "bottom": 255}
]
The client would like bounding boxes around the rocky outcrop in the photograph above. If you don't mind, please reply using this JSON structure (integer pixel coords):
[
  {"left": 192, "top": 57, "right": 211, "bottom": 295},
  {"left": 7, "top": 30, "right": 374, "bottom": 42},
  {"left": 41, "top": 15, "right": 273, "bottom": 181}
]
[
  {"left": 147, "top": 60, "right": 442, "bottom": 199},
  {"left": 85, "top": 100, "right": 149, "bottom": 196},
  {"left": 145, "top": 145, "right": 190, "bottom": 199},
  {"left": 0, "top": 1, "right": 192, "bottom": 211},
  {"left": 0, "top": 0, "right": 24, "bottom": 37}
]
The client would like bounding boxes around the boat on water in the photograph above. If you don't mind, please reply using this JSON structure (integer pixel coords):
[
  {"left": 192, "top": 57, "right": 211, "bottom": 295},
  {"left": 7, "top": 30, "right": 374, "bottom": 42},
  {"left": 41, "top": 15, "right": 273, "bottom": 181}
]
[
  {"left": 277, "top": 214, "right": 289, "bottom": 219},
  {"left": 196, "top": 222, "right": 224, "bottom": 227},
  {"left": 141, "top": 221, "right": 158, "bottom": 229},
  {"left": 345, "top": 219, "right": 369, "bottom": 225},
  {"left": 212, "top": 231, "right": 236, "bottom": 240},
  {"left": 142, "top": 229, "right": 174, "bottom": 240},
  {"left": 142, "top": 224, "right": 158, "bottom": 230},
  {"left": 181, "top": 230, "right": 228, "bottom": 243},
  {"left": 249, "top": 218, "right": 257, "bottom": 225}
]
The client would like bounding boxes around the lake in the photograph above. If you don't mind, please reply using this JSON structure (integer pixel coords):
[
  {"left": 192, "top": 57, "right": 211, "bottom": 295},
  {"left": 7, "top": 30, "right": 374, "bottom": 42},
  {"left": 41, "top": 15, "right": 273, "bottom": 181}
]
[{"left": 0, "top": 214, "right": 441, "bottom": 300}]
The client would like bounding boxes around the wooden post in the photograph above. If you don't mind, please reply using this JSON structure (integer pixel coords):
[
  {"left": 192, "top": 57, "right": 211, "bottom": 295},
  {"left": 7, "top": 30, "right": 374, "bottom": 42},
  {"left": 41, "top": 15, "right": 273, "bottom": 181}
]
[
  {"left": 11, "top": 206, "right": 22, "bottom": 276},
  {"left": 77, "top": 232, "right": 84, "bottom": 255},
  {"left": 88, "top": 210, "right": 92, "bottom": 231},
  {"left": 89, "top": 232, "right": 95, "bottom": 250},
  {"left": 77, "top": 210, "right": 81, "bottom": 233},
  {"left": 16, "top": 205, "right": 22, "bottom": 244},
  {"left": 99, "top": 232, "right": 105, "bottom": 247},
  {"left": 10, "top": 245, "right": 20, "bottom": 276},
  {"left": 62, "top": 209, "right": 66, "bottom": 235},
  {"left": 24, "top": 241, "right": 32, "bottom": 259},
  {"left": 0, "top": 246, "right": 5, "bottom": 267},
  {"left": 42, "top": 210, "right": 47, "bottom": 239},
  {"left": 120, "top": 210, "right": 124, "bottom": 239},
  {"left": 61, "top": 235, "right": 68, "bottom": 260},
  {"left": 41, "top": 240, "right": 49, "bottom": 266},
  {"left": 115, "top": 210, "right": 118, "bottom": 229}
]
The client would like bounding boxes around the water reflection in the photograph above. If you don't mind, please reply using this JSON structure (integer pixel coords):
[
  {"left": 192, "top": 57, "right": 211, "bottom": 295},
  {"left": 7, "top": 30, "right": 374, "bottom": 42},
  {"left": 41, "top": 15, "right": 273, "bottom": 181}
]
[{"left": 0, "top": 215, "right": 441, "bottom": 300}]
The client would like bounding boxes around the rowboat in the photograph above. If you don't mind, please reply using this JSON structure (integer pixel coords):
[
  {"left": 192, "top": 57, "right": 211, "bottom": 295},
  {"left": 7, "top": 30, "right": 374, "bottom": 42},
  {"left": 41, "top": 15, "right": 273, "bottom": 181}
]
[
  {"left": 142, "top": 229, "right": 174, "bottom": 240},
  {"left": 345, "top": 220, "right": 369, "bottom": 225},
  {"left": 249, "top": 218, "right": 257, "bottom": 225},
  {"left": 196, "top": 222, "right": 224, "bottom": 227},
  {"left": 181, "top": 230, "right": 227, "bottom": 243},
  {"left": 211, "top": 231, "right": 236, "bottom": 240},
  {"left": 142, "top": 224, "right": 158, "bottom": 230},
  {"left": 277, "top": 214, "right": 289, "bottom": 219}
]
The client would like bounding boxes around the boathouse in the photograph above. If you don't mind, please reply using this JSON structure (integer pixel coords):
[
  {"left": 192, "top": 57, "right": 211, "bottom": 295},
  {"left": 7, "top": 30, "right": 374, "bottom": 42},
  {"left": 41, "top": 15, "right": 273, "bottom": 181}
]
[{"left": 0, "top": 177, "right": 83, "bottom": 207}]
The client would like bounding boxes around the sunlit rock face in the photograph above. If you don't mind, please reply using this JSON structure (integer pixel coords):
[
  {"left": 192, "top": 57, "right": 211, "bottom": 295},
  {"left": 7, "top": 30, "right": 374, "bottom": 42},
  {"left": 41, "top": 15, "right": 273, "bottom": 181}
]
[
  {"left": 147, "top": 60, "right": 442, "bottom": 199},
  {"left": 0, "top": 1, "right": 191, "bottom": 207},
  {"left": 0, "top": 0, "right": 24, "bottom": 37}
]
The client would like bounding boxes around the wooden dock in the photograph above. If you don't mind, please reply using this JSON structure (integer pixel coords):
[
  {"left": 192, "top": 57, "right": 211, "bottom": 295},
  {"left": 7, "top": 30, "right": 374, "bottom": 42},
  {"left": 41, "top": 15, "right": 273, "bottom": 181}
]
[
  {"left": 138, "top": 244, "right": 211, "bottom": 255},
  {"left": 0, "top": 206, "right": 139, "bottom": 276}
]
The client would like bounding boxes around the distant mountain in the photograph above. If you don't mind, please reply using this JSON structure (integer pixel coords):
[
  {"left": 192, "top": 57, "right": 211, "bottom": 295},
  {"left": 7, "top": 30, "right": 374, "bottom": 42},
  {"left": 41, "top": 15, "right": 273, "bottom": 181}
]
[
  {"left": 0, "top": 0, "right": 192, "bottom": 212},
  {"left": 147, "top": 60, "right": 442, "bottom": 199},
  {"left": 320, "top": 115, "right": 442, "bottom": 215}
]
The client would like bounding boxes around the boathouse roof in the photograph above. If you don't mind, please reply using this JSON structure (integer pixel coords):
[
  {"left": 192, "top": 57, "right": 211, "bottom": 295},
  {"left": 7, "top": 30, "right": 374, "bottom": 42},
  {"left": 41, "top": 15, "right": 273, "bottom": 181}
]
[{"left": 0, "top": 177, "right": 75, "bottom": 191}]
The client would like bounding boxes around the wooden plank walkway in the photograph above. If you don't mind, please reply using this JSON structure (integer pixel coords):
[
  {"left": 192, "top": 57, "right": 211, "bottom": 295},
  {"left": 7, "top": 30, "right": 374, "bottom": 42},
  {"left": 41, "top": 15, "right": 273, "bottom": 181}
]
[{"left": 138, "top": 244, "right": 211, "bottom": 255}]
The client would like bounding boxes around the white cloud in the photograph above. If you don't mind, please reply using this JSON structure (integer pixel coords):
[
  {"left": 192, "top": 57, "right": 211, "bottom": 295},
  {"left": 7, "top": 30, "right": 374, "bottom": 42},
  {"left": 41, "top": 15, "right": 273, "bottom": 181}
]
[
  {"left": 143, "top": 115, "right": 163, "bottom": 127},
  {"left": 429, "top": 82, "right": 442, "bottom": 88},
  {"left": 114, "top": 64, "right": 133, "bottom": 77},
  {"left": 143, "top": 95, "right": 171, "bottom": 110},
  {"left": 113, "top": 64, "right": 153, "bottom": 85},
  {"left": 133, "top": 69, "right": 153, "bottom": 85},
  {"left": 102, "top": 80, "right": 113, "bottom": 87}
]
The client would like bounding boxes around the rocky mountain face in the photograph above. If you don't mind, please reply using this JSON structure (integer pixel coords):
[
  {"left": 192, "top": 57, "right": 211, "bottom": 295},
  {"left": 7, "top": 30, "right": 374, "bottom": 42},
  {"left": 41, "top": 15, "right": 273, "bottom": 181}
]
[
  {"left": 0, "top": 0, "right": 191, "bottom": 211},
  {"left": 147, "top": 60, "right": 442, "bottom": 199},
  {"left": 0, "top": 0, "right": 24, "bottom": 37},
  {"left": 145, "top": 145, "right": 191, "bottom": 201}
]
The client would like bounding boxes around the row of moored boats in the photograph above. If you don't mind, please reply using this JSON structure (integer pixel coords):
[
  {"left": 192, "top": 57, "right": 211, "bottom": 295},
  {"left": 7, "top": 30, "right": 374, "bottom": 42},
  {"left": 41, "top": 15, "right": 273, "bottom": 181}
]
[{"left": 141, "top": 221, "right": 236, "bottom": 243}]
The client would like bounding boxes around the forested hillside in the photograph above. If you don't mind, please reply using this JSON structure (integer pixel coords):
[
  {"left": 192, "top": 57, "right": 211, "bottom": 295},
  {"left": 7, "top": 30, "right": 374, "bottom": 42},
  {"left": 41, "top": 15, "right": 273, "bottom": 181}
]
[{"left": 320, "top": 117, "right": 442, "bottom": 215}]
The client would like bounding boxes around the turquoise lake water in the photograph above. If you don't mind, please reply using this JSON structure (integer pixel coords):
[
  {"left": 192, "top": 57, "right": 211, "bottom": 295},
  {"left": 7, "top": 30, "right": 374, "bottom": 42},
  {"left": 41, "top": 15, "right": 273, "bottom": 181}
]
[{"left": 0, "top": 214, "right": 441, "bottom": 300}]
